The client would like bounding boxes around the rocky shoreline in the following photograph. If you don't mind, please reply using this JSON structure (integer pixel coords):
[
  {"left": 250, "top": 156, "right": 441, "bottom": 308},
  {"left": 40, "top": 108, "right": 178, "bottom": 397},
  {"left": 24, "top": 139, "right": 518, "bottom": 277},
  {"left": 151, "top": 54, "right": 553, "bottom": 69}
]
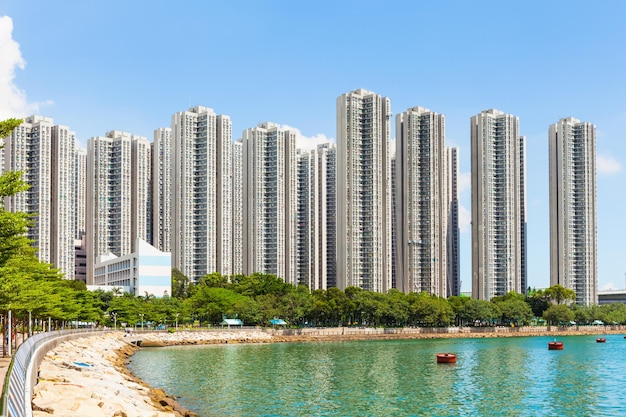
[{"left": 31, "top": 327, "right": 625, "bottom": 416}]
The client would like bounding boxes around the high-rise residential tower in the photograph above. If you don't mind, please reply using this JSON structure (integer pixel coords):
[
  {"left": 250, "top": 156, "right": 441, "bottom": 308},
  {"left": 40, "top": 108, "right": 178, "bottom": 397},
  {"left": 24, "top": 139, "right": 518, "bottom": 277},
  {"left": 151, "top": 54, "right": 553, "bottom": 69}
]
[
  {"left": 3, "top": 115, "right": 77, "bottom": 279},
  {"left": 446, "top": 147, "right": 461, "bottom": 297},
  {"left": 471, "top": 109, "right": 526, "bottom": 300},
  {"left": 171, "top": 106, "right": 233, "bottom": 282},
  {"left": 241, "top": 122, "right": 298, "bottom": 284},
  {"left": 336, "top": 89, "right": 392, "bottom": 292},
  {"left": 231, "top": 140, "right": 244, "bottom": 275},
  {"left": 395, "top": 107, "right": 458, "bottom": 297},
  {"left": 152, "top": 127, "right": 172, "bottom": 252},
  {"left": 86, "top": 130, "right": 151, "bottom": 284},
  {"left": 549, "top": 117, "right": 597, "bottom": 305},
  {"left": 391, "top": 154, "right": 397, "bottom": 289},
  {"left": 296, "top": 142, "right": 337, "bottom": 290},
  {"left": 75, "top": 147, "right": 87, "bottom": 240}
]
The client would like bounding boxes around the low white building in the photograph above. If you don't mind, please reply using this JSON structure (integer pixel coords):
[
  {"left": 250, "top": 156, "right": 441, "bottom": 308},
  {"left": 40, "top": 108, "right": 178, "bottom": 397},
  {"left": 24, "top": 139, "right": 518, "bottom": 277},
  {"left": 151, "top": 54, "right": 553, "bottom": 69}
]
[{"left": 88, "top": 239, "right": 171, "bottom": 297}]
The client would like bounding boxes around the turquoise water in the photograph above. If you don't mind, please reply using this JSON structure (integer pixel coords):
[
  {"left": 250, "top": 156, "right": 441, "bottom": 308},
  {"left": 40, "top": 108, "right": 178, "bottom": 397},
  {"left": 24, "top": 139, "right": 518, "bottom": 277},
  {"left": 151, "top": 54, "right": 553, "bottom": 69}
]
[{"left": 127, "top": 335, "right": 626, "bottom": 416}]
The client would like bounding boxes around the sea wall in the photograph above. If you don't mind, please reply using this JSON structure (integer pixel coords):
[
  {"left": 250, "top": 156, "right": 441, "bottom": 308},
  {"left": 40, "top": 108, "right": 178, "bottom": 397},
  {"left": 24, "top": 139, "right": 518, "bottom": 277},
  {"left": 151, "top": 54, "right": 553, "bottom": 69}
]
[
  {"left": 30, "top": 330, "right": 275, "bottom": 417},
  {"left": 267, "top": 325, "right": 626, "bottom": 341}
]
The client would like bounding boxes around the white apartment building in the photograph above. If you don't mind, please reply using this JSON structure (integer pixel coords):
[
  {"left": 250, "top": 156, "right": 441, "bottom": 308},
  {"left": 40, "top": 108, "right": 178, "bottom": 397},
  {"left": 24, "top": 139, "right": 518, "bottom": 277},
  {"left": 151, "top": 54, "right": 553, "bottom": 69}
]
[
  {"left": 395, "top": 107, "right": 455, "bottom": 297},
  {"left": 296, "top": 143, "right": 337, "bottom": 290},
  {"left": 86, "top": 130, "right": 150, "bottom": 284},
  {"left": 471, "top": 109, "right": 526, "bottom": 300},
  {"left": 336, "top": 89, "right": 392, "bottom": 292},
  {"left": 75, "top": 147, "right": 87, "bottom": 239},
  {"left": 446, "top": 147, "right": 461, "bottom": 297},
  {"left": 232, "top": 140, "right": 243, "bottom": 275},
  {"left": 241, "top": 122, "right": 298, "bottom": 284},
  {"left": 152, "top": 127, "right": 172, "bottom": 252},
  {"left": 3, "top": 115, "right": 77, "bottom": 280},
  {"left": 171, "top": 106, "right": 233, "bottom": 282},
  {"left": 132, "top": 135, "right": 152, "bottom": 249},
  {"left": 391, "top": 154, "right": 397, "bottom": 289},
  {"left": 549, "top": 117, "right": 597, "bottom": 305},
  {"left": 91, "top": 239, "right": 171, "bottom": 297}
]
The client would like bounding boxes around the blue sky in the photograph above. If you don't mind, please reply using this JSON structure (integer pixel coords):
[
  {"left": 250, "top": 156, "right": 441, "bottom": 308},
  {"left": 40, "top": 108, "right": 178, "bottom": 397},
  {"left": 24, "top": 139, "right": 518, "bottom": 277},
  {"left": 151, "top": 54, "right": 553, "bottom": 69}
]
[{"left": 1, "top": 1, "right": 625, "bottom": 293}]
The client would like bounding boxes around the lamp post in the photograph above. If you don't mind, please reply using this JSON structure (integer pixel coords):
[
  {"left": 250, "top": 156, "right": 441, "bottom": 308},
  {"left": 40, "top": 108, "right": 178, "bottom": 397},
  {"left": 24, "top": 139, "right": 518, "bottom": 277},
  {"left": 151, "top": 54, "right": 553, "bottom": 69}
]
[
  {"left": 139, "top": 313, "right": 144, "bottom": 331},
  {"left": 7, "top": 309, "right": 11, "bottom": 357},
  {"left": 111, "top": 312, "right": 117, "bottom": 331},
  {"left": 175, "top": 313, "right": 180, "bottom": 330}
]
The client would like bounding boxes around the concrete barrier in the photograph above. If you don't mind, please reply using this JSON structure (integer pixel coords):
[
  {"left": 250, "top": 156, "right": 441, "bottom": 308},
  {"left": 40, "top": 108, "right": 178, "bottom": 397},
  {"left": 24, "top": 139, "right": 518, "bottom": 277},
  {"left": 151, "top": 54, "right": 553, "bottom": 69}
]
[{"left": 0, "top": 329, "right": 102, "bottom": 417}]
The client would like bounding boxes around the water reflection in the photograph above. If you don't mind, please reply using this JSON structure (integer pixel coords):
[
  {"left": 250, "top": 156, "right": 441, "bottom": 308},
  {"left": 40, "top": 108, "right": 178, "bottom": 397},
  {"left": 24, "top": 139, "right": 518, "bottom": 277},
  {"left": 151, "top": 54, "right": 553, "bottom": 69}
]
[{"left": 128, "top": 335, "right": 626, "bottom": 417}]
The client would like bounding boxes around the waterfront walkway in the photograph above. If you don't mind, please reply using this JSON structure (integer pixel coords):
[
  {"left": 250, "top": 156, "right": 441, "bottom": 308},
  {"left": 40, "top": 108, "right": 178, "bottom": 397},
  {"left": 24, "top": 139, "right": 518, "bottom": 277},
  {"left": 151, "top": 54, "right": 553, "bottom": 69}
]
[{"left": 0, "top": 356, "right": 11, "bottom": 387}]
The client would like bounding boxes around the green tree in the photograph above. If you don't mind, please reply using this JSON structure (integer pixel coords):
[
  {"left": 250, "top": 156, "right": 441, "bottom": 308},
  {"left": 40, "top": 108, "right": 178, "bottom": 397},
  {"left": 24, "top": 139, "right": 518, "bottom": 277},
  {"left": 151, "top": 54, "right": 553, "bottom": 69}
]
[
  {"left": 571, "top": 304, "right": 592, "bottom": 324},
  {"left": 543, "top": 304, "right": 575, "bottom": 325},
  {"left": 408, "top": 292, "right": 454, "bottom": 327},
  {"left": 598, "top": 303, "right": 626, "bottom": 324},
  {"left": 278, "top": 284, "right": 313, "bottom": 326},
  {"left": 231, "top": 272, "right": 292, "bottom": 297},
  {"left": 187, "top": 286, "right": 251, "bottom": 324},
  {"left": 0, "top": 118, "right": 22, "bottom": 137},
  {"left": 460, "top": 298, "right": 499, "bottom": 325},
  {"left": 171, "top": 268, "right": 193, "bottom": 299},
  {"left": 495, "top": 298, "right": 534, "bottom": 325},
  {"left": 544, "top": 285, "right": 577, "bottom": 305},
  {"left": 526, "top": 288, "right": 549, "bottom": 317}
]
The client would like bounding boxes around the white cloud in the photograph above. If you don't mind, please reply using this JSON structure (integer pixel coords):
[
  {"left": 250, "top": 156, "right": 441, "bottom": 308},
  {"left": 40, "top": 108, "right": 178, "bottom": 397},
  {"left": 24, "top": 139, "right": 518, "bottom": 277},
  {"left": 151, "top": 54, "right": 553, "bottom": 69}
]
[
  {"left": 601, "top": 282, "right": 619, "bottom": 291},
  {"left": 280, "top": 124, "right": 334, "bottom": 151},
  {"left": 459, "top": 171, "right": 471, "bottom": 195},
  {"left": 458, "top": 204, "right": 471, "bottom": 233},
  {"left": 0, "top": 16, "right": 42, "bottom": 119},
  {"left": 597, "top": 154, "right": 622, "bottom": 175}
]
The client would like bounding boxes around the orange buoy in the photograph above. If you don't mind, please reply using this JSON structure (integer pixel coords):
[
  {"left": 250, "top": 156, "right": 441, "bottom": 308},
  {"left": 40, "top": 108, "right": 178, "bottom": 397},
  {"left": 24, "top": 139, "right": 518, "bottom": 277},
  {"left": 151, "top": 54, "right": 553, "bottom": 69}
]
[
  {"left": 548, "top": 341, "right": 564, "bottom": 350},
  {"left": 596, "top": 338, "right": 606, "bottom": 343},
  {"left": 437, "top": 353, "right": 456, "bottom": 363}
]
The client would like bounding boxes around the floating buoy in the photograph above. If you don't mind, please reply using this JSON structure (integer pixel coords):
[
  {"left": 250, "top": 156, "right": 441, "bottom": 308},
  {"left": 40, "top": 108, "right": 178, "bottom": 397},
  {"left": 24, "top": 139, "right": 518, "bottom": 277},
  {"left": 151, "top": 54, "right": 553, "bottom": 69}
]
[
  {"left": 437, "top": 353, "right": 456, "bottom": 363},
  {"left": 548, "top": 341, "right": 564, "bottom": 350},
  {"left": 596, "top": 338, "right": 606, "bottom": 343}
]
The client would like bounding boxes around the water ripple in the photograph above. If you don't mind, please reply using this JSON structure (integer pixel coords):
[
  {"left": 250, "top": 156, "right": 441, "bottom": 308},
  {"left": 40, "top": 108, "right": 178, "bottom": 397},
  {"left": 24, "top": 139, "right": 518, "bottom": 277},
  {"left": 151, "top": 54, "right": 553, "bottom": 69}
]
[{"left": 127, "top": 335, "right": 626, "bottom": 417}]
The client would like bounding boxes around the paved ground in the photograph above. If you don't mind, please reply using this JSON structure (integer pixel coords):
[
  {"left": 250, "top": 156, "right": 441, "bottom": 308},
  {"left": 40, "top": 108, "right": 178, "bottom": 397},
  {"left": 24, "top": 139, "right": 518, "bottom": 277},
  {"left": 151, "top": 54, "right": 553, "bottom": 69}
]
[{"left": 0, "top": 356, "right": 12, "bottom": 387}]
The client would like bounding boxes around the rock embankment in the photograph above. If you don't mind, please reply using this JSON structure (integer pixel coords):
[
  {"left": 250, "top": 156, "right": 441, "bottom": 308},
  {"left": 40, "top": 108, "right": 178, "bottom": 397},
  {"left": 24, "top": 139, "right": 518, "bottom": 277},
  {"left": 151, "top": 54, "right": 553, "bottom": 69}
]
[
  {"left": 139, "top": 329, "right": 273, "bottom": 347},
  {"left": 32, "top": 333, "right": 197, "bottom": 417}
]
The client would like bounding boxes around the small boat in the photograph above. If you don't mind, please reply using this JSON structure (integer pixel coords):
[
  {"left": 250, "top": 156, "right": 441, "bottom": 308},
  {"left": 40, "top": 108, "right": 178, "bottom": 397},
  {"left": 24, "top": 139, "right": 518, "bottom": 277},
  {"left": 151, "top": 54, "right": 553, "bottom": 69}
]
[
  {"left": 436, "top": 353, "right": 456, "bottom": 363},
  {"left": 548, "top": 341, "right": 564, "bottom": 350},
  {"left": 596, "top": 338, "right": 606, "bottom": 343}
]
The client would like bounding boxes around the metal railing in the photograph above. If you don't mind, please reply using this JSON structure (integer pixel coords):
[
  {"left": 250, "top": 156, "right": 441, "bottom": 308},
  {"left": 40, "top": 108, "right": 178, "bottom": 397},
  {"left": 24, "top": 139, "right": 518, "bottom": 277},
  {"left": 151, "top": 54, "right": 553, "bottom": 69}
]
[{"left": 0, "top": 329, "right": 102, "bottom": 417}]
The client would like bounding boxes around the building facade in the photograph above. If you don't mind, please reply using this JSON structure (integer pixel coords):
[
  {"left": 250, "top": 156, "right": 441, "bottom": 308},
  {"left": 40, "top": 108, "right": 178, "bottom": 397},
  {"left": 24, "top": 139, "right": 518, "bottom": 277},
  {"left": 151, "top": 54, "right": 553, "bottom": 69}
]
[
  {"left": 152, "top": 127, "right": 172, "bottom": 252},
  {"left": 3, "top": 115, "right": 77, "bottom": 279},
  {"left": 336, "top": 89, "right": 392, "bottom": 292},
  {"left": 241, "top": 122, "right": 298, "bottom": 284},
  {"left": 171, "top": 106, "right": 233, "bottom": 282},
  {"left": 549, "top": 117, "right": 597, "bottom": 305},
  {"left": 471, "top": 109, "right": 526, "bottom": 300},
  {"left": 446, "top": 147, "right": 461, "bottom": 297},
  {"left": 91, "top": 239, "right": 171, "bottom": 297},
  {"left": 75, "top": 147, "right": 87, "bottom": 240},
  {"left": 232, "top": 140, "right": 244, "bottom": 275},
  {"left": 395, "top": 107, "right": 457, "bottom": 297},
  {"left": 86, "top": 130, "right": 150, "bottom": 284},
  {"left": 296, "top": 143, "right": 337, "bottom": 290}
]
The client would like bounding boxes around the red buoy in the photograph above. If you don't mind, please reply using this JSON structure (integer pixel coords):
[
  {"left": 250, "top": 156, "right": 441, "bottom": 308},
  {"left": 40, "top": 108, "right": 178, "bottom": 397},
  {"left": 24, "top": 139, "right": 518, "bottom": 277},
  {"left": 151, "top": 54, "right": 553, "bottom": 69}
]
[
  {"left": 596, "top": 338, "right": 606, "bottom": 343},
  {"left": 437, "top": 353, "right": 457, "bottom": 363},
  {"left": 548, "top": 341, "right": 564, "bottom": 350}
]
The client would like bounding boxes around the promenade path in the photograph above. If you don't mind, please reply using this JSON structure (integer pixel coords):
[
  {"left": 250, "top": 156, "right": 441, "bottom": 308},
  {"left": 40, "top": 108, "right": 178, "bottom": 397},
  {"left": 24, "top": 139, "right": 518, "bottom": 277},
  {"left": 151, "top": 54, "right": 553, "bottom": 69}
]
[{"left": 0, "top": 356, "right": 11, "bottom": 386}]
